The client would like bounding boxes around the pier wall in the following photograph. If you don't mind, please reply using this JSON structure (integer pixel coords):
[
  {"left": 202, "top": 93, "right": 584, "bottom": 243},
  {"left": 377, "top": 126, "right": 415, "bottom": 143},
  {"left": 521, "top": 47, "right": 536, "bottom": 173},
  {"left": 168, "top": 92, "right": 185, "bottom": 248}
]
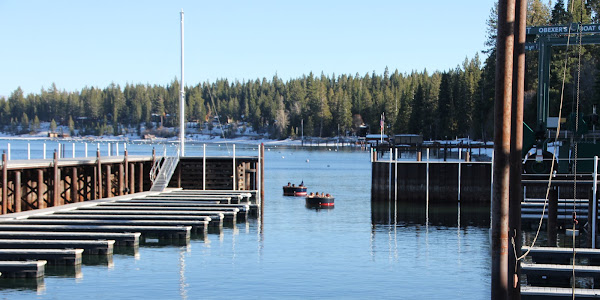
[
  {"left": 371, "top": 161, "right": 492, "bottom": 204},
  {"left": 1, "top": 151, "right": 262, "bottom": 215}
]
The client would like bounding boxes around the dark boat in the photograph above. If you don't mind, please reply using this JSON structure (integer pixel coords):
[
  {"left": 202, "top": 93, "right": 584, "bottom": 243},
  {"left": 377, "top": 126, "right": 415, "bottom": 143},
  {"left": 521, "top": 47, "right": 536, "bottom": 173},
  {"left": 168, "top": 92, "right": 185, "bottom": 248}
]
[
  {"left": 283, "top": 182, "right": 307, "bottom": 196},
  {"left": 305, "top": 193, "right": 334, "bottom": 208}
]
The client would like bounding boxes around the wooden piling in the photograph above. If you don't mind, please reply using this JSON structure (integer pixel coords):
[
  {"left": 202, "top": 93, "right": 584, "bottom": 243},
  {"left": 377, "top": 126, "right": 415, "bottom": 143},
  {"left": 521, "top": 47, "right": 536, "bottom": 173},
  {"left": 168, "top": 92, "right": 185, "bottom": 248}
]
[
  {"left": 96, "top": 150, "right": 102, "bottom": 199},
  {"left": 37, "top": 169, "right": 45, "bottom": 209},
  {"left": 53, "top": 151, "right": 60, "bottom": 206},
  {"left": 14, "top": 171, "right": 21, "bottom": 213},
  {"left": 590, "top": 189, "right": 598, "bottom": 248},
  {"left": 1, "top": 154, "right": 5, "bottom": 215},
  {"left": 71, "top": 167, "right": 79, "bottom": 203},
  {"left": 118, "top": 163, "right": 124, "bottom": 196},
  {"left": 129, "top": 163, "right": 135, "bottom": 194},
  {"left": 548, "top": 187, "right": 558, "bottom": 246},
  {"left": 138, "top": 163, "right": 143, "bottom": 193},
  {"left": 104, "top": 165, "right": 111, "bottom": 198}
]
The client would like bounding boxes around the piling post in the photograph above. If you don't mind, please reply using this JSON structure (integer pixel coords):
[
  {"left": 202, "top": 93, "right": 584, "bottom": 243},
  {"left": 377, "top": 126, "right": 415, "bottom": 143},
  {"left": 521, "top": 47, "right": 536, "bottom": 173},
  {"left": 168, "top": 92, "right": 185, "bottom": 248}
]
[
  {"left": 124, "top": 147, "right": 129, "bottom": 194},
  {"left": 96, "top": 147, "right": 102, "bottom": 199},
  {"left": 548, "top": 187, "right": 558, "bottom": 246},
  {"left": 491, "top": 0, "right": 516, "bottom": 298},
  {"left": 593, "top": 156, "right": 598, "bottom": 248},
  {"left": 53, "top": 151, "right": 60, "bottom": 206},
  {"left": 27, "top": 143, "right": 30, "bottom": 160},
  {"left": 72, "top": 167, "right": 79, "bottom": 203},
  {"left": 118, "top": 163, "right": 124, "bottom": 196},
  {"left": 37, "top": 169, "right": 45, "bottom": 209},
  {"left": 508, "top": 0, "right": 526, "bottom": 296},
  {"left": 14, "top": 170, "right": 21, "bottom": 213},
  {"left": 105, "top": 165, "right": 111, "bottom": 198},
  {"left": 129, "top": 163, "right": 135, "bottom": 194},
  {"left": 138, "top": 163, "right": 143, "bottom": 193},
  {"left": 589, "top": 188, "right": 598, "bottom": 248},
  {"left": 203, "top": 144, "right": 206, "bottom": 190},
  {"left": 1, "top": 153, "right": 6, "bottom": 215}
]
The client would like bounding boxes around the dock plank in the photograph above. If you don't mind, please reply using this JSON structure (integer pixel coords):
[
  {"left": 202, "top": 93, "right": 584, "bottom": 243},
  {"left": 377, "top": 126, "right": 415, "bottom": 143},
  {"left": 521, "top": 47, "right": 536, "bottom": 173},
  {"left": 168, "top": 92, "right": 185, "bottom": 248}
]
[
  {"left": 0, "top": 239, "right": 114, "bottom": 255},
  {"left": 28, "top": 213, "right": 224, "bottom": 224},
  {"left": 0, "top": 224, "right": 192, "bottom": 240},
  {"left": 0, "top": 260, "right": 46, "bottom": 278},
  {"left": 0, "top": 231, "right": 140, "bottom": 247},
  {"left": 522, "top": 286, "right": 600, "bottom": 299},
  {"left": 0, "top": 249, "right": 83, "bottom": 265}
]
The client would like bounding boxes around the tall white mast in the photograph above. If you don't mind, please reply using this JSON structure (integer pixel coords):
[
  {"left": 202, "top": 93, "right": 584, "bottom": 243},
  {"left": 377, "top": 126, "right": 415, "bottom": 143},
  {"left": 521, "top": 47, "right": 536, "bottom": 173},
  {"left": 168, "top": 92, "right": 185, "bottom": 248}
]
[{"left": 179, "top": 9, "right": 185, "bottom": 156}]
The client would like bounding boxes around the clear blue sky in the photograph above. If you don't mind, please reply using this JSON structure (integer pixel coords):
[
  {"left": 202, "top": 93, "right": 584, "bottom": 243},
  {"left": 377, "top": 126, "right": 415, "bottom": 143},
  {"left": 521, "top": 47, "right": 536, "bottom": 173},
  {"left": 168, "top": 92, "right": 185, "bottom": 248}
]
[{"left": 0, "top": 0, "right": 497, "bottom": 98}]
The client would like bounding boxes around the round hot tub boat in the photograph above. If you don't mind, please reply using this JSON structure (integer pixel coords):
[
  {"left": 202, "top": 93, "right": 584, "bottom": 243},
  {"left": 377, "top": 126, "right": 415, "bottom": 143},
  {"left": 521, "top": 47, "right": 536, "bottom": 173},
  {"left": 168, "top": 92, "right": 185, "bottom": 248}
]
[
  {"left": 305, "top": 193, "right": 334, "bottom": 209},
  {"left": 283, "top": 182, "right": 307, "bottom": 196}
]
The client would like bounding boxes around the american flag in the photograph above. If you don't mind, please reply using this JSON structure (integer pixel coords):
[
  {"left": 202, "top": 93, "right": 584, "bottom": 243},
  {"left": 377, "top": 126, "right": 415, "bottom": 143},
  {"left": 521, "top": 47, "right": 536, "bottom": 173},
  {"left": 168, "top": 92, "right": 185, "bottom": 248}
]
[{"left": 380, "top": 112, "right": 385, "bottom": 131}]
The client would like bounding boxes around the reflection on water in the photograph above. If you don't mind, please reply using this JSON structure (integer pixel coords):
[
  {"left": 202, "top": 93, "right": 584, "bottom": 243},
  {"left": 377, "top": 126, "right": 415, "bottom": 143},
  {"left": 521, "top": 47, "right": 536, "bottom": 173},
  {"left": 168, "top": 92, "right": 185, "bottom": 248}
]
[
  {"left": 82, "top": 254, "right": 114, "bottom": 268},
  {"left": 45, "top": 264, "right": 82, "bottom": 279},
  {"left": 0, "top": 277, "right": 45, "bottom": 293},
  {"left": 371, "top": 199, "right": 490, "bottom": 228}
]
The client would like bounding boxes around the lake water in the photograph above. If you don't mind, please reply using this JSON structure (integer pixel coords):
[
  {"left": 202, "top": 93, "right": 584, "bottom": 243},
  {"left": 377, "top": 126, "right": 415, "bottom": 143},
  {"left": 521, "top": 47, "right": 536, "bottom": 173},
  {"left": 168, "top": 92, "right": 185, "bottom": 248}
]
[{"left": 0, "top": 140, "right": 491, "bottom": 299}]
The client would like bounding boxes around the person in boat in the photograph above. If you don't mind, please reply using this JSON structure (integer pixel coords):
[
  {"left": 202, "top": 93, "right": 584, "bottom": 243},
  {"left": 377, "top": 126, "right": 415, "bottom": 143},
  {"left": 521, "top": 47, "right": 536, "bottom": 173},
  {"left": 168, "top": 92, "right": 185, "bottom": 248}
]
[
  {"left": 320, "top": 192, "right": 325, "bottom": 197},
  {"left": 292, "top": 184, "right": 296, "bottom": 187},
  {"left": 325, "top": 193, "right": 331, "bottom": 198},
  {"left": 309, "top": 192, "right": 315, "bottom": 197},
  {"left": 287, "top": 182, "right": 291, "bottom": 187}
]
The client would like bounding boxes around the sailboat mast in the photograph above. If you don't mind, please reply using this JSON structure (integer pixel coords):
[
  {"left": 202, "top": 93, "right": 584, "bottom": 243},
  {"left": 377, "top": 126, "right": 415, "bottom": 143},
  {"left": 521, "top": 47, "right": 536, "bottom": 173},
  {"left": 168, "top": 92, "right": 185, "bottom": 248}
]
[{"left": 179, "top": 9, "right": 185, "bottom": 156}]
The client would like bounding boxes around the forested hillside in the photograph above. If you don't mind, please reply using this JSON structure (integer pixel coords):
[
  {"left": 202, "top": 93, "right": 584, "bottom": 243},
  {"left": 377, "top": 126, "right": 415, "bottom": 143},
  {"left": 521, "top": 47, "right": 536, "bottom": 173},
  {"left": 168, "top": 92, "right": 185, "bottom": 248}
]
[{"left": 2, "top": 0, "right": 600, "bottom": 140}]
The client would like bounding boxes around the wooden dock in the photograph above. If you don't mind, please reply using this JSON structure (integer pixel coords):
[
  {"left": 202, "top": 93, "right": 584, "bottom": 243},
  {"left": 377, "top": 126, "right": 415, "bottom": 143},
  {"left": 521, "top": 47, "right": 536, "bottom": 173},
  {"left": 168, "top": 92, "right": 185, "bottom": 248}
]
[
  {"left": 0, "top": 187, "right": 262, "bottom": 286},
  {"left": 521, "top": 246, "right": 600, "bottom": 298}
]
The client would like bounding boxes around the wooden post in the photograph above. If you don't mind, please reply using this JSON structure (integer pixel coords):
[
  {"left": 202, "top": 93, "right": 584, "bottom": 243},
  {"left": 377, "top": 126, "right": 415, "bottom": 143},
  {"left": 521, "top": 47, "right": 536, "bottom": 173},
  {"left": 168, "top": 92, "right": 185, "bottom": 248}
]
[
  {"left": 492, "top": 0, "right": 516, "bottom": 298},
  {"left": 14, "top": 170, "right": 21, "bottom": 213},
  {"left": 508, "top": 0, "right": 526, "bottom": 296},
  {"left": 548, "top": 186, "right": 558, "bottom": 246},
  {"left": 1, "top": 153, "right": 6, "bottom": 215},
  {"left": 72, "top": 167, "right": 79, "bottom": 203},
  {"left": 53, "top": 151, "right": 60, "bottom": 206},
  {"left": 129, "top": 163, "right": 135, "bottom": 194},
  {"left": 124, "top": 149, "right": 129, "bottom": 194},
  {"left": 97, "top": 149, "right": 102, "bottom": 199},
  {"left": 37, "top": 169, "right": 45, "bottom": 209},
  {"left": 105, "top": 165, "right": 111, "bottom": 198},
  {"left": 138, "top": 163, "right": 144, "bottom": 192},
  {"left": 118, "top": 163, "right": 124, "bottom": 196},
  {"left": 589, "top": 188, "right": 598, "bottom": 248}
]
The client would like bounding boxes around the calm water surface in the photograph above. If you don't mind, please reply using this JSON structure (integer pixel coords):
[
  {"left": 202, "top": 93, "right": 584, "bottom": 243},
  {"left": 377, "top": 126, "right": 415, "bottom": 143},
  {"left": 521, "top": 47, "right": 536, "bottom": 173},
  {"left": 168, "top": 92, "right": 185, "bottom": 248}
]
[{"left": 0, "top": 141, "right": 491, "bottom": 299}]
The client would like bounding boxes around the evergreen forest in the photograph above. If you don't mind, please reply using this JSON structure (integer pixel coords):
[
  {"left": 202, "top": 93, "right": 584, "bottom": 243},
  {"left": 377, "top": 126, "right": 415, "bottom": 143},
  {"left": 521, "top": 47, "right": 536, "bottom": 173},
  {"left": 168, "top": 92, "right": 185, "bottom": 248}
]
[{"left": 3, "top": 0, "right": 600, "bottom": 141}]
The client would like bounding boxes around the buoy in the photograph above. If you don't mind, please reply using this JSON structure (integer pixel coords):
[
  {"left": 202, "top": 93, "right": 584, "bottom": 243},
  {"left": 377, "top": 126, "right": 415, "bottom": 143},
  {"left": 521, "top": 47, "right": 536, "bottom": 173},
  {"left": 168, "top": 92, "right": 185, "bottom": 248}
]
[{"left": 306, "top": 159, "right": 309, "bottom": 163}]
